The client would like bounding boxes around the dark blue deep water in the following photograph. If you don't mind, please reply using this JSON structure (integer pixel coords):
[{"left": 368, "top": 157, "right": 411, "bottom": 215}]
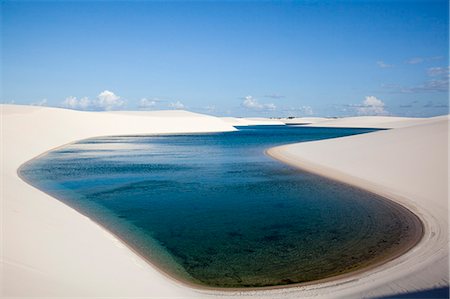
[{"left": 20, "top": 126, "right": 421, "bottom": 288}]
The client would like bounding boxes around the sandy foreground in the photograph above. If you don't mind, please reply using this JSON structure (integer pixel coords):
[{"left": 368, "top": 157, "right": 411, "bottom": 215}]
[
  {"left": 268, "top": 115, "right": 449, "bottom": 298},
  {"left": 1, "top": 105, "right": 448, "bottom": 298},
  {"left": 1, "top": 105, "right": 236, "bottom": 298}
]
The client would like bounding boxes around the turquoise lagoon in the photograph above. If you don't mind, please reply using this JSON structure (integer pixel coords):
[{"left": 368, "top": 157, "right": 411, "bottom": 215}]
[{"left": 20, "top": 126, "right": 421, "bottom": 288}]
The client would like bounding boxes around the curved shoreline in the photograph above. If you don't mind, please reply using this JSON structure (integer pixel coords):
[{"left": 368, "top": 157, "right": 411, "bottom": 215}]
[
  {"left": 16, "top": 134, "right": 424, "bottom": 293},
  {"left": 262, "top": 118, "right": 449, "bottom": 297},
  {"left": 265, "top": 148, "right": 425, "bottom": 286}
]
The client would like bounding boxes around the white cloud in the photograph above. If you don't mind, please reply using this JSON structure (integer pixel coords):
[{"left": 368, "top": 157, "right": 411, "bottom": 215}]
[
  {"left": 406, "top": 57, "right": 424, "bottom": 64},
  {"left": 78, "top": 97, "right": 91, "bottom": 109},
  {"left": 139, "top": 98, "right": 157, "bottom": 109},
  {"left": 406, "top": 56, "right": 444, "bottom": 65},
  {"left": 355, "top": 96, "right": 388, "bottom": 115},
  {"left": 264, "top": 103, "right": 276, "bottom": 110},
  {"left": 376, "top": 61, "right": 393, "bottom": 68},
  {"left": 96, "top": 90, "right": 124, "bottom": 110},
  {"left": 264, "top": 94, "right": 285, "bottom": 99},
  {"left": 383, "top": 66, "right": 449, "bottom": 94},
  {"left": 241, "top": 96, "right": 276, "bottom": 110},
  {"left": 169, "top": 101, "right": 185, "bottom": 109},
  {"left": 427, "top": 66, "right": 449, "bottom": 77},
  {"left": 62, "top": 96, "right": 91, "bottom": 110},
  {"left": 61, "top": 90, "right": 124, "bottom": 110},
  {"left": 63, "top": 96, "right": 79, "bottom": 108}
]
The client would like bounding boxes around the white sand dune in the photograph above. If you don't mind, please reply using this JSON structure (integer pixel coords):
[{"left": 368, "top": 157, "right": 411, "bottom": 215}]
[
  {"left": 1, "top": 105, "right": 236, "bottom": 298},
  {"left": 268, "top": 115, "right": 449, "bottom": 298},
  {"left": 2, "top": 104, "right": 448, "bottom": 298},
  {"left": 298, "top": 115, "right": 427, "bottom": 128},
  {"left": 221, "top": 117, "right": 285, "bottom": 126},
  {"left": 278, "top": 117, "right": 329, "bottom": 125},
  {"left": 276, "top": 116, "right": 426, "bottom": 128},
  {"left": 244, "top": 117, "right": 286, "bottom": 125}
]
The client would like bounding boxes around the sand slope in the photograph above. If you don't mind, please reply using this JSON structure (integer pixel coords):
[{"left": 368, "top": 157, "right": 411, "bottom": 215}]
[
  {"left": 221, "top": 117, "right": 285, "bottom": 126},
  {"left": 278, "top": 117, "right": 329, "bottom": 125},
  {"left": 268, "top": 115, "right": 449, "bottom": 297},
  {"left": 1, "top": 105, "right": 236, "bottom": 298},
  {"left": 301, "top": 116, "right": 427, "bottom": 128},
  {"left": 276, "top": 116, "right": 427, "bottom": 128}
]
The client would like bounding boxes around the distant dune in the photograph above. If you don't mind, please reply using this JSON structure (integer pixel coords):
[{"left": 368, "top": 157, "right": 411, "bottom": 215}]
[
  {"left": 221, "top": 116, "right": 286, "bottom": 126},
  {"left": 278, "top": 115, "right": 429, "bottom": 128}
]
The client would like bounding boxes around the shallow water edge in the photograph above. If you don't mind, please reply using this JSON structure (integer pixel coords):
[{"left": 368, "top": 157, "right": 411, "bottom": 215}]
[{"left": 17, "top": 128, "right": 424, "bottom": 291}]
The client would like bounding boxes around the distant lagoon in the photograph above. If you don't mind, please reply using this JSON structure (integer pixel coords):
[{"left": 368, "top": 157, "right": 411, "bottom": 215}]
[{"left": 20, "top": 126, "right": 422, "bottom": 288}]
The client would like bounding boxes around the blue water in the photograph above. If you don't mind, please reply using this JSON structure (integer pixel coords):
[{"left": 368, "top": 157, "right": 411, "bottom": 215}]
[{"left": 20, "top": 126, "right": 420, "bottom": 288}]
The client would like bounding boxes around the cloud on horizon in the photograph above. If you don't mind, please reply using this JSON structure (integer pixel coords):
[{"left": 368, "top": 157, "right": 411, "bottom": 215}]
[
  {"left": 61, "top": 90, "right": 125, "bottom": 110},
  {"left": 138, "top": 98, "right": 157, "bottom": 109},
  {"left": 168, "top": 100, "right": 185, "bottom": 109},
  {"left": 241, "top": 96, "right": 276, "bottom": 110},
  {"left": 30, "top": 99, "right": 48, "bottom": 106},
  {"left": 62, "top": 96, "right": 91, "bottom": 110},
  {"left": 352, "top": 96, "right": 388, "bottom": 116},
  {"left": 97, "top": 90, "right": 124, "bottom": 110}
]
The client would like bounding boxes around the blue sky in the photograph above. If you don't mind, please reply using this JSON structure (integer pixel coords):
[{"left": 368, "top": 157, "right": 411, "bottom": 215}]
[{"left": 1, "top": 0, "right": 448, "bottom": 117}]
